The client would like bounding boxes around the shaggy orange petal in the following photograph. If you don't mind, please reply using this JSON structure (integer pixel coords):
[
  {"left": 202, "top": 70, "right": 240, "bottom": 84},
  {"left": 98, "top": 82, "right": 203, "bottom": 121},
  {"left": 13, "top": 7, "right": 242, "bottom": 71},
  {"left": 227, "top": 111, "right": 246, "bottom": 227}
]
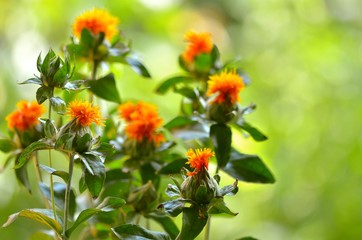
[
  {"left": 186, "top": 148, "right": 214, "bottom": 176},
  {"left": 207, "top": 70, "right": 245, "bottom": 105},
  {"left": 6, "top": 101, "right": 45, "bottom": 131},
  {"left": 68, "top": 100, "right": 104, "bottom": 127},
  {"left": 182, "top": 31, "right": 213, "bottom": 63},
  {"left": 73, "top": 8, "right": 119, "bottom": 40}
]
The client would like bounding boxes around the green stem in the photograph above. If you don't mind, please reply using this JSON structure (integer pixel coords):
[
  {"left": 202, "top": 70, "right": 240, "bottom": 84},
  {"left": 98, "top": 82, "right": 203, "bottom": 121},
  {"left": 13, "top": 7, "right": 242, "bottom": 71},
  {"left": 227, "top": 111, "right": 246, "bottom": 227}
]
[
  {"left": 63, "top": 153, "right": 74, "bottom": 240},
  {"left": 48, "top": 92, "right": 57, "bottom": 221},
  {"left": 204, "top": 216, "right": 211, "bottom": 240},
  {"left": 88, "top": 60, "right": 99, "bottom": 102}
]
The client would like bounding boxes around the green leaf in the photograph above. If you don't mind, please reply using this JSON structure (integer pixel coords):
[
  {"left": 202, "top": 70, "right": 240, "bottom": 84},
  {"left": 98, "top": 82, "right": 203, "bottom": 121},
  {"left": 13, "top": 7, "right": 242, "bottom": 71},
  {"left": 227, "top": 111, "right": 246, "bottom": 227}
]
[
  {"left": 14, "top": 140, "right": 53, "bottom": 169},
  {"left": 0, "top": 138, "right": 17, "bottom": 153},
  {"left": 88, "top": 73, "right": 121, "bottom": 103},
  {"left": 236, "top": 237, "right": 259, "bottom": 240},
  {"left": 125, "top": 57, "right": 151, "bottom": 78},
  {"left": 19, "top": 77, "right": 42, "bottom": 85},
  {"left": 65, "top": 208, "right": 101, "bottom": 238},
  {"left": 39, "top": 182, "right": 76, "bottom": 220},
  {"left": 208, "top": 198, "right": 238, "bottom": 216},
  {"left": 158, "top": 158, "right": 188, "bottom": 175},
  {"left": 63, "top": 80, "right": 86, "bottom": 91},
  {"left": 42, "top": 119, "right": 57, "bottom": 138},
  {"left": 2, "top": 208, "right": 63, "bottom": 235},
  {"left": 36, "top": 86, "right": 52, "bottom": 104},
  {"left": 236, "top": 121, "right": 268, "bottom": 142},
  {"left": 15, "top": 163, "right": 32, "bottom": 194},
  {"left": 96, "top": 196, "right": 126, "bottom": 211},
  {"left": 80, "top": 153, "right": 106, "bottom": 198},
  {"left": 146, "top": 212, "right": 179, "bottom": 240},
  {"left": 219, "top": 179, "right": 238, "bottom": 196},
  {"left": 41, "top": 49, "right": 56, "bottom": 75},
  {"left": 210, "top": 123, "right": 232, "bottom": 168},
  {"left": 53, "top": 63, "right": 68, "bottom": 87},
  {"left": 165, "top": 184, "right": 181, "bottom": 198},
  {"left": 172, "top": 122, "right": 209, "bottom": 140},
  {"left": 49, "top": 97, "right": 66, "bottom": 114},
  {"left": 157, "top": 199, "right": 184, "bottom": 217},
  {"left": 177, "top": 205, "right": 208, "bottom": 240},
  {"left": 155, "top": 76, "right": 193, "bottom": 94},
  {"left": 39, "top": 164, "right": 69, "bottom": 182},
  {"left": 223, "top": 150, "right": 275, "bottom": 183},
  {"left": 164, "top": 116, "right": 196, "bottom": 130},
  {"left": 140, "top": 163, "right": 160, "bottom": 189},
  {"left": 112, "top": 224, "right": 171, "bottom": 240},
  {"left": 174, "top": 86, "right": 197, "bottom": 99}
]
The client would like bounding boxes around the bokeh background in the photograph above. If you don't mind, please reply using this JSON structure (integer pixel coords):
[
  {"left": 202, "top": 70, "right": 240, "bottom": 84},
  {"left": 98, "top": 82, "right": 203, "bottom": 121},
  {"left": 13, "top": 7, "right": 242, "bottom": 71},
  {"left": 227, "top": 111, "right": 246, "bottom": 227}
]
[{"left": 1, "top": 0, "right": 362, "bottom": 239}]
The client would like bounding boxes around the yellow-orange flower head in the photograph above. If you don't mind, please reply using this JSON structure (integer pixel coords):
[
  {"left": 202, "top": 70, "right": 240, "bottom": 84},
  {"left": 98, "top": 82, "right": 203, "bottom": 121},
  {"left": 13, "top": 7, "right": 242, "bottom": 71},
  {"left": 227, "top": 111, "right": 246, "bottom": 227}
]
[
  {"left": 72, "top": 8, "right": 119, "bottom": 40},
  {"left": 67, "top": 100, "right": 104, "bottom": 127},
  {"left": 186, "top": 148, "right": 215, "bottom": 176},
  {"left": 6, "top": 101, "right": 45, "bottom": 131},
  {"left": 207, "top": 70, "right": 245, "bottom": 105},
  {"left": 182, "top": 31, "right": 213, "bottom": 63},
  {"left": 118, "top": 102, "right": 165, "bottom": 144}
]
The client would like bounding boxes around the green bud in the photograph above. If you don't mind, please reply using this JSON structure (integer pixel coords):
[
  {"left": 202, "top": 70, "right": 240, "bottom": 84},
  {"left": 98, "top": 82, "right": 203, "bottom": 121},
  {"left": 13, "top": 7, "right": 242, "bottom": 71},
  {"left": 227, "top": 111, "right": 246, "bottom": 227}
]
[
  {"left": 206, "top": 102, "right": 236, "bottom": 123},
  {"left": 128, "top": 181, "right": 158, "bottom": 213}
]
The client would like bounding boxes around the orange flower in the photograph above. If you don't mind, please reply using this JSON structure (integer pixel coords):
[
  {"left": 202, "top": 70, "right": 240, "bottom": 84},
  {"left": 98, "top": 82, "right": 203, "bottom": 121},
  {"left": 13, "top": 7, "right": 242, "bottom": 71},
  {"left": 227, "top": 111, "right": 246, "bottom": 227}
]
[
  {"left": 118, "top": 102, "right": 164, "bottom": 144},
  {"left": 186, "top": 148, "right": 214, "bottom": 176},
  {"left": 6, "top": 101, "right": 45, "bottom": 131},
  {"left": 182, "top": 31, "right": 213, "bottom": 63},
  {"left": 207, "top": 70, "right": 245, "bottom": 105},
  {"left": 67, "top": 100, "right": 104, "bottom": 127},
  {"left": 72, "top": 8, "right": 119, "bottom": 40}
]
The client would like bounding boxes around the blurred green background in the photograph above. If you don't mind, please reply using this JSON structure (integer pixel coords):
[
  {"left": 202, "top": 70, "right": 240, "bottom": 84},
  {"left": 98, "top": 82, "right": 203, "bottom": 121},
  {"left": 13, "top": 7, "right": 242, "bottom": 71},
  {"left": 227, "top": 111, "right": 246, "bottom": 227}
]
[{"left": 1, "top": 0, "right": 362, "bottom": 239}]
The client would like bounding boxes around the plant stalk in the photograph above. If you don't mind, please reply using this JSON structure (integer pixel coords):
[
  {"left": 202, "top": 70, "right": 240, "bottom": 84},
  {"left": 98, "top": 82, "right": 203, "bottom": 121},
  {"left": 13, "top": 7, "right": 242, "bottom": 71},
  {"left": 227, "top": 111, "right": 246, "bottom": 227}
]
[
  {"left": 63, "top": 153, "right": 74, "bottom": 240},
  {"left": 204, "top": 217, "right": 211, "bottom": 240},
  {"left": 48, "top": 93, "right": 57, "bottom": 221}
]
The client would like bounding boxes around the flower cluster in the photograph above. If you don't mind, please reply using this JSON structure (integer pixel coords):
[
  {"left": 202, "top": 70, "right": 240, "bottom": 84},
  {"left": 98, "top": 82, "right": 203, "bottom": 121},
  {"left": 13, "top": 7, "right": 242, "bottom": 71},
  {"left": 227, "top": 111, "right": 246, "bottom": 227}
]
[
  {"left": 6, "top": 101, "right": 45, "bottom": 131},
  {"left": 118, "top": 101, "right": 164, "bottom": 145},
  {"left": 207, "top": 70, "right": 245, "bottom": 105},
  {"left": 182, "top": 31, "right": 213, "bottom": 63},
  {"left": 72, "top": 8, "right": 119, "bottom": 40},
  {"left": 67, "top": 100, "right": 104, "bottom": 127}
]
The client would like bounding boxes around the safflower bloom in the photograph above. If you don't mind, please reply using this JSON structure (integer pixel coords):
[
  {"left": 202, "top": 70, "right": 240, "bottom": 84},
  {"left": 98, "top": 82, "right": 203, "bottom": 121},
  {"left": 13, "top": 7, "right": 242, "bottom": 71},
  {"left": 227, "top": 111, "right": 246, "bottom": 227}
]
[
  {"left": 182, "top": 31, "right": 213, "bottom": 63},
  {"left": 186, "top": 148, "right": 215, "bottom": 176},
  {"left": 207, "top": 70, "right": 245, "bottom": 105},
  {"left": 72, "top": 8, "right": 119, "bottom": 40},
  {"left": 118, "top": 102, "right": 164, "bottom": 144},
  {"left": 68, "top": 100, "right": 104, "bottom": 127},
  {"left": 6, "top": 101, "right": 45, "bottom": 131}
]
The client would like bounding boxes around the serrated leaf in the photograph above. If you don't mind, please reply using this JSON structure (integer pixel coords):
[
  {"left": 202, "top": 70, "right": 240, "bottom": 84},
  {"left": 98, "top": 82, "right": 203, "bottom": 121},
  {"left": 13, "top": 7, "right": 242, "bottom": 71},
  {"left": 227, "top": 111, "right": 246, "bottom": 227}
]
[
  {"left": 223, "top": 150, "right": 275, "bottom": 183},
  {"left": 125, "top": 57, "right": 151, "bottom": 78},
  {"left": 63, "top": 80, "right": 85, "bottom": 91},
  {"left": 156, "top": 76, "right": 193, "bottom": 94},
  {"left": 158, "top": 199, "right": 184, "bottom": 217},
  {"left": 65, "top": 208, "right": 101, "bottom": 238},
  {"left": 39, "top": 182, "right": 76, "bottom": 220},
  {"left": 164, "top": 116, "right": 196, "bottom": 130},
  {"left": 14, "top": 140, "right": 53, "bottom": 169},
  {"left": 236, "top": 121, "right": 268, "bottom": 142},
  {"left": 41, "top": 49, "right": 56, "bottom": 75},
  {"left": 43, "top": 119, "right": 57, "bottom": 138},
  {"left": 2, "top": 209, "right": 63, "bottom": 235},
  {"left": 96, "top": 197, "right": 126, "bottom": 211},
  {"left": 145, "top": 212, "right": 179, "bottom": 240},
  {"left": 177, "top": 206, "right": 207, "bottom": 240},
  {"left": 19, "top": 77, "right": 42, "bottom": 85},
  {"left": 49, "top": 97, "right": 66, "bottom": 115},
  {"left": 210, "top": 123, "right": 232, "bottom": 168},
  {"left": 219, "top": 179, "right": 238, "bottom": 196},
  {"left": 165, "top": 184, "right": 181, "bottom": 198},
  {"left": 112, "top": 224, "right": 171, "bottom": 240},
  {"left": 36, "top": 86, "right": 52, "bottom": 104},
  {"left": 88, "top": 73, "right": 121, "bottom": 103},
  {"left": 0, "top": 138, "right": 17, "bottom": 153},
  {"left": 39, "top": 164, "right": 69, "bottom": 182},
  {"left": 53, "top": 64, "right": 68, "bottom": 88},
  {"left": 208, "top": 198, "right": 238, "bottom": 216},
  {"left": 80, "top": 153, "right": 105, "bottom": 198},
  {"left": 15, "top": 163, "right": 32, "bottom": 194}
]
